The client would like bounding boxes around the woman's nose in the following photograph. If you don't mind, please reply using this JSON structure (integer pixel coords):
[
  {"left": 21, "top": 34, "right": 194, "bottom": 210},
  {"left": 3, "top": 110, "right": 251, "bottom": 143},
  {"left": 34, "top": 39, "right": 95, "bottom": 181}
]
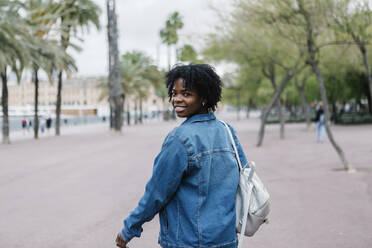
[{"left": 172, "top": 94, "right": 182, "bottom": 103}]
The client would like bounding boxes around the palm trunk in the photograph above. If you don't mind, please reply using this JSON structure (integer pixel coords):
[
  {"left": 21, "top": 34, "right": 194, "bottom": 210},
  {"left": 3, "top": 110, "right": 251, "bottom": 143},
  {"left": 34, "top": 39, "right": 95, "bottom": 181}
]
[
  {"left": 311, "top": 62, "right": 352, "bottom": 171},
  {"left": 109, "top": 98, "right": 114, "bottom": 129},
  {"left": 1, "top": 68, "right": 10, "bottom": 144},
  {"left": 55, "top": 70, "right": 62, "bottom": 135},
  {"left": 139, "top": 97, "right": 143, "bottom": 124},
  {"left": 167, "top": 45, "right": 171, "bottom": 71},
  {"left": 33, "top": 68, "right": 39, "bottom": 139},
  {"left": 107, "top": 0, "right": 124, "bottom": 133},
  {"left": 134, "top": 99, "right": 138, "bottom": 124},
  {"left": 122, "top": 94, "right": 126, "bottom": 126},
  {"left": 126, "top": 102, "right": 130, "bottom": 126},
  {"left": 257, "top": 71, "right": 293, "bottom": 147},
  {"left": 360, "top": 44, "right": 372, "bottom": 114}
]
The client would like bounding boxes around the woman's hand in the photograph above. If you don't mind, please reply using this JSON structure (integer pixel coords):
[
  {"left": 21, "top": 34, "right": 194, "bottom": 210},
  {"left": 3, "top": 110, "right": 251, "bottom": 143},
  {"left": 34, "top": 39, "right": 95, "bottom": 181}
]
[{"left": 116, "top": 232, "right": 128, "bottom": 248}]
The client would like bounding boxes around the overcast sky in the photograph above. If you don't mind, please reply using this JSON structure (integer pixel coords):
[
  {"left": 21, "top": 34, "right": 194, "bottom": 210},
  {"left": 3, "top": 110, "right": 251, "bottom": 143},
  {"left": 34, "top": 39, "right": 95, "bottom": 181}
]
[{"left": 71, "top": 0, "right": 231, "bottom": 77}]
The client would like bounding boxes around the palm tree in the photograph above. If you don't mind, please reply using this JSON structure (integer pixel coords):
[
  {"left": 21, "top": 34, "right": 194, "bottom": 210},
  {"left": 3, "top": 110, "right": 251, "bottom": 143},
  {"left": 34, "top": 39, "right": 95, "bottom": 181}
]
[
  {"left": 98, "top": 51, "right": 164, "bottom": 125},
  {"left": 25, "top": 0, "right": 77, "bottom": 139},
  {"left": 160, "top": 11, "right": 184, "bottom": 70},
  {"left": 0, "top": 1, "right": 30, "bottom": 144},
  {"left": 55, "top": 0, "right": 101, "bottom": 136}
]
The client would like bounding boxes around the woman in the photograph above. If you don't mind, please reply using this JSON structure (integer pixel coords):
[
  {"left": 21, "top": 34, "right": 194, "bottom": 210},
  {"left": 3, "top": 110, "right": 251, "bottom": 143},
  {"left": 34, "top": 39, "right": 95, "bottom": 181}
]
[
  {"left": 315, "top": 102, "right": 325, "bottom": 143},
  {"left": 116, "top": 64, "right": 249, "bottom": 248}
]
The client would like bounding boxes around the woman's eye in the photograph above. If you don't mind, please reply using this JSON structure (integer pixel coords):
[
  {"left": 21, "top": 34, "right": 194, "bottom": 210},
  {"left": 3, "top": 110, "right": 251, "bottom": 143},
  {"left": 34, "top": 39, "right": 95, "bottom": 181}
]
[{"left": 183, "top": 93, "right": 190, "bottom": 97}]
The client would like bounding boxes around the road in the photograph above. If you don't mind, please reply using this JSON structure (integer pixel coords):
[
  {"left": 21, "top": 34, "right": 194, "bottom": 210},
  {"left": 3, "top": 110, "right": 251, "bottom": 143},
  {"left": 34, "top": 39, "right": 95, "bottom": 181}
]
[{"left": 1, "top": 115, "right": 371, "bottom": 248}]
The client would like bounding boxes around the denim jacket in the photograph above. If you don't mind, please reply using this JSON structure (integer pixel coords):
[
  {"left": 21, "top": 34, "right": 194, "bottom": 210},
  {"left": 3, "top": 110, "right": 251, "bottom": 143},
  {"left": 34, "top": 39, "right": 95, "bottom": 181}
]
[{"left": 122, "top": 113, "right": 249, "bottom": 248}]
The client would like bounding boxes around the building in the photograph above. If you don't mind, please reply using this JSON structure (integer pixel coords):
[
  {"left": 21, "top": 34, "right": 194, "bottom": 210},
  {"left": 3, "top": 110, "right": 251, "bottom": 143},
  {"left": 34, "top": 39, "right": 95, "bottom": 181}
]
[{"left": 2, "top": 77, "right": 169, "bottom": 118}]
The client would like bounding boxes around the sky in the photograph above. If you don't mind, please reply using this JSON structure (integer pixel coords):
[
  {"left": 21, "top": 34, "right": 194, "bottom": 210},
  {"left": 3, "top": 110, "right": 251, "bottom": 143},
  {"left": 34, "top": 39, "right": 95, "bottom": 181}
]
[{"left": 71, "top": 0, "right": 232, "bottom": 77}]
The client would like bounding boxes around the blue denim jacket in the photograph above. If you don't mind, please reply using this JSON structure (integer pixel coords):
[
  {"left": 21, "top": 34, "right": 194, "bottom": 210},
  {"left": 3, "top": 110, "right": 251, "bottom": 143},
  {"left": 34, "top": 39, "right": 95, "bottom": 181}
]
[{"left": 122, "top": 113, "right": 249, "bottom": 248}]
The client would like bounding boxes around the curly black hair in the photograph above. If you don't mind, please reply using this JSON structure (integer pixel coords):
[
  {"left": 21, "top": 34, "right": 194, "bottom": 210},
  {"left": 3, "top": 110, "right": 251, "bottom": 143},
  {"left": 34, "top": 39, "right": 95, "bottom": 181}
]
[{"left": 165, "top": 64, "right": 222, "bottom": 112}]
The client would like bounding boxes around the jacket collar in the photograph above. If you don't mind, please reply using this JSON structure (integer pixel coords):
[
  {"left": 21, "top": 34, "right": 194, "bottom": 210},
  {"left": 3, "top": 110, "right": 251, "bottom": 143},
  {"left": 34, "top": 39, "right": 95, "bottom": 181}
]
[{"left": 182, "top": 112, "right": 216, "bottom": 125}]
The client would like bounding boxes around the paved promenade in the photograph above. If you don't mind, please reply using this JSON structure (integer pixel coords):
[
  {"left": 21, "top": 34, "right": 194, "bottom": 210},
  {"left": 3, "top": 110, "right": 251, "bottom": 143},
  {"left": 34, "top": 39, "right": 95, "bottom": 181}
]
[{"left": 1, "top": 115, "right": 371, "bottom": 248}]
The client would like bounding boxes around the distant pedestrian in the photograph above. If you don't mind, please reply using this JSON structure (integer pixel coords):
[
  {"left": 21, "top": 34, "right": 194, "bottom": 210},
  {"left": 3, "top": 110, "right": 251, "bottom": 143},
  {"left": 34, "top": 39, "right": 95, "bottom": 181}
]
[
  {"left": 21, "top": 118, "right": 27, "bottom": 134},
  {"left": 316, "top": 102, "right": 325, "bottom": 143},
  {"left": 40, "top": 118, "right": 46, "bottom": 133},
  {"left": 27, "top": 119, "right": 32, "bottom": 132},
  {"left": 46, "top": 117, "right": 52, "bottom": 132},
  {"left": 116, "top": 64, "right": 249, "bottom": 248}
]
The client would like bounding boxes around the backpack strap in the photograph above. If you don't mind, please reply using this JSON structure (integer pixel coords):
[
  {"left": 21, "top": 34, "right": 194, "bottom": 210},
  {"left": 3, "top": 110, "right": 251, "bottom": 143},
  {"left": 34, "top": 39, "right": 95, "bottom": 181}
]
[{"left": 220, "top": 120, "right": 243, "bottom": 171}]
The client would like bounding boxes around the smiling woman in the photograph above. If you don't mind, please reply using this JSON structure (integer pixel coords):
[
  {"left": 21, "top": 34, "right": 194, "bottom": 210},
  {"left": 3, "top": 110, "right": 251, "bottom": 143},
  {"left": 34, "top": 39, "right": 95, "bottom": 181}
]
[
  {"left": 171, "top": 78, "right": 206, "bottom": 118},
  {"left": 117, "top": 64, "right": 249, "bottom": 248},
  {"left": 166, "top": 64, "right": 222, "bottom": 118}
]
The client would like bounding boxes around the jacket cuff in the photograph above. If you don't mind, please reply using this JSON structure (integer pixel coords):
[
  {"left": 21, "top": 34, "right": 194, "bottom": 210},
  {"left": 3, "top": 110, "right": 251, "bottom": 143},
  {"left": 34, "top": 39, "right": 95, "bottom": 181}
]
[{"left": 121, "top": 227, "right": 133, "bottom": 242}]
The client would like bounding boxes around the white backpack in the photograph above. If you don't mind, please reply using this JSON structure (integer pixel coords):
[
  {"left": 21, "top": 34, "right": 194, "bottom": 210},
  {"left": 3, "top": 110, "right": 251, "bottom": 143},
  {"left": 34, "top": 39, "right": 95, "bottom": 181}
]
[{"left": 221, "top": 121, "right": 270, "bottom": 248}]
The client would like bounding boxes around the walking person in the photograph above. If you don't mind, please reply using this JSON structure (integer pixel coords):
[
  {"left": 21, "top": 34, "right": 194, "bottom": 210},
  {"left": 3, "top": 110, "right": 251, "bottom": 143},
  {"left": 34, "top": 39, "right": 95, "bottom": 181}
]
[
  {"left": 21, "top": 118, "right": 27, "bottom": 135},
  {"left": 46, "top": 116, "right": 52, "bottom": 133},
  {"left": 315, "top": 102, "right": 325, "bottom": 143},
  {"left": 40, "top": 117, "right": 46, "bottom": 134},
  {"left": 116, "top": 64, "right": 249, "bottom": 248}
]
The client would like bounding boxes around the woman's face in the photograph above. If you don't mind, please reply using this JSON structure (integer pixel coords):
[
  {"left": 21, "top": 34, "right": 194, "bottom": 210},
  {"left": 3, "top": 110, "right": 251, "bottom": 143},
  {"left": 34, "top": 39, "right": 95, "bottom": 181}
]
[{"left": 171, "top": 78, "right": 205, "bottom": 118}]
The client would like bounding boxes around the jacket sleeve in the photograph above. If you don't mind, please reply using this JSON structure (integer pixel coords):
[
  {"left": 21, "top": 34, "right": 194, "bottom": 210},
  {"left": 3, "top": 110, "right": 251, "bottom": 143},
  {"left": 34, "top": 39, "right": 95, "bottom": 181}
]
[
  {"left": 121, "top": 134, "right": 188, "bottom": 242},
  {"left": 228, "top": 123, "right": 249, "bottom": 168}
]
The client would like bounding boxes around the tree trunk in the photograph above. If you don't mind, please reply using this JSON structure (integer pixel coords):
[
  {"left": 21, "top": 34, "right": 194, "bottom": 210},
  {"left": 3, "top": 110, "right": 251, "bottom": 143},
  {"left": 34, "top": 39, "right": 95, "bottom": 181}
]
[
  {"left": 236, "top": 88, "right": 241, "bottom": 121},
  {"left": 360, "top": 44, "right": 372, "bottom": 114},
  {"left": 134, "top": 99, "right": 138, "bottom": 124},
  {"left": 33, "top": 68, "right": 39, "bottom": 139},
  {"left": 139, "top": 97, "right": 143, "bottom": 124},
  {"left": 55, "top": 71, "right": 62, "bottom": 135},
  {"left": 276, "top": 99, "right": 285, "bottom": 139},
  {"left": 298, "top": 0, "right": 352, "bottom": 170},
  {"left": 257, "top": 70, "right": 293, "bottom": 147},
  {"left": 295, "top": 77, "right": 311, "bottom": 130},
  {"left": 55, "top": 19, "right": 70, "bottom": 136},
  {"left": 167, "top": 45, "right": 171, "bottom": 71},
  {"left": 1, "top": 68, "right": 10, "bottom": 144},
  {"left": 122, "top": 94, "right": 126, "bottom": 126},
  {"left": 109, "top": 98, "right": 114, "bottom": 129},
  {"left": 246, "top": 99, "right": 251, "bottom": 119},
  {"left": 107, "top": 0, "right": 124, "bottom": 133},
  {"left": 311, "top": 62, "right": 353, "bottom": 171},
  {"left": 268, "top": 64, "right": 285, "bottom": 139},
  {"left": 126, "top": 102, "right": 130, "bottom": 126}
]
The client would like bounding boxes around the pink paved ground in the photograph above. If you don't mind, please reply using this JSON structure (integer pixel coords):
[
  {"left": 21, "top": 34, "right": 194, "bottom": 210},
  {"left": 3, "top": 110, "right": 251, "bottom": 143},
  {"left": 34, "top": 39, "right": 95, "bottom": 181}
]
[{"left": 0, "top": 114, "right": 371, "bottom": 248}]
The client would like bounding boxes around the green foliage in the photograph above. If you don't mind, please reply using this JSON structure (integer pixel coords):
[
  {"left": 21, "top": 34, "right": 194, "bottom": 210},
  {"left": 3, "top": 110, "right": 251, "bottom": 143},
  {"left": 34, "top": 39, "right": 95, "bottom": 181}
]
[
  {"left": 115, "top": 51, "right": 165, "bottom": 101},
  {"left": 203, "top": 0, "right": 372, "bottom": 113},
  {"left": 178, "top": 44, "right": 202, "bottom": 64},
  {"left": 159, "top": 11, "right": 184, "bottom": 46}
]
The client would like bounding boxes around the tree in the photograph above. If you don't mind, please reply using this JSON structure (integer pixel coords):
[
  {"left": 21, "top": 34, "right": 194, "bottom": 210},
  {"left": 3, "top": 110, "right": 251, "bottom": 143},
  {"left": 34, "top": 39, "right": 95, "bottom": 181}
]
[
  {"left": 178, "top": 44, "right": 202, "bottom": 64},
  {"left": 56, "top": 0, "right": 101, "bottom": 135},
  {"left": 160, "top": 11, "right": 184, "bottom": 70},
  {"left": 204, "top": 1, "right": 306, "bottom": 146},
  {"left": 106, "top": 0, "right": 123, "bottom": 132},
  {"left": 99, "top": 51, "right": 165, "bottom": 125},
  {"left": 25, "top": 0, "right": 76, "bottom": 139},
  {"left": 255, "top": 0, "right": 353, "bottom": 170},
  {"left": 333, "top": 0, "right": 372, "bottom": 113},
  {"left": 0, "top": 1, "right": 30, "bottom": 144}
]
